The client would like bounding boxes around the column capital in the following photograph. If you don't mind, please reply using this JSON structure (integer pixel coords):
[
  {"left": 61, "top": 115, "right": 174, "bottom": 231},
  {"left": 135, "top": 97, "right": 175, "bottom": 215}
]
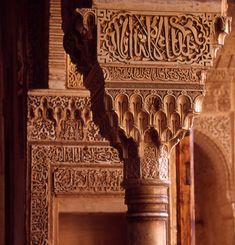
[{"left": 62, "top": 4, "right": 231, "bottom": 244}]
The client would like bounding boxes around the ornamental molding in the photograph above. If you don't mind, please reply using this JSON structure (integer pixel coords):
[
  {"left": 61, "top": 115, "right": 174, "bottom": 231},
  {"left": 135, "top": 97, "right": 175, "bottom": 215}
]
[
  {"left": 29, "top": 143, "right": 123, "bottom": 245},
  {"left": 103, "top": 66, "right": 203, "bottom": 83},
  {"left": 105, "top": 87, "right": 204, "bottom": 147}
]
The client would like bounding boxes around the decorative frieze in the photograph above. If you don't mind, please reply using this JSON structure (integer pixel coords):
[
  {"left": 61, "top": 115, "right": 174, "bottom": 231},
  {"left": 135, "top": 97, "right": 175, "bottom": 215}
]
[
  {"left": 103, "top": 66, "right": 202, "bottom": 83},
  {"left": 53, "top": 166, "right": 123, "bottom": 194},
  {"left": 27, "top": 91, "right": 105, "bottom": 142},
  {"left": 32, "top": 145, "right": 121, "bottom": 164},
  {"left": 97, "top": 10, "right": 215, "bottom": 66}
]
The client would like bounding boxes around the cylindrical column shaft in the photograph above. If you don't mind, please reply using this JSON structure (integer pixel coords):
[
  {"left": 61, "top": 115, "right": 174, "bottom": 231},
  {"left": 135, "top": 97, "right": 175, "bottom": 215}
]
[{"left": 125, "top": 183, "right": 169, "bottom": 245}]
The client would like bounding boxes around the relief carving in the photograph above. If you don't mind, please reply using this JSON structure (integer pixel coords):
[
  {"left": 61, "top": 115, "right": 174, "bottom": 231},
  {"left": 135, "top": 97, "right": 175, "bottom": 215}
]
[
  {"left": 30, "top": 144, "right": 123, "bottom": 244},
  {"left": 106, "top": 88, "right": 203, "bottom": 145},
  {"left": 103, "top": 66, "right": 202, "bottom": 83},
  {"left": 53, "top": 166, "right": 123, "bottom": 193},
  {"left": 194, "top": 115, "right": 232, "bottom": 165},
  {"left": 28, "top": 93, "right": 105, "bottom": 142},
  {"left": 30, "top": 146, "right": 49, "bottom": 244},
  {"left": 66, "top": 56, "right": 84, "bottom": 89},
  {"left": 141, "top": 146, "right": 168, "bottom": 180},
  {"left": 97, "top": 10, "right": 215, "bottom": 66},
  {"left": 43, "top": 145, "right": 121, "bottom": 164}
]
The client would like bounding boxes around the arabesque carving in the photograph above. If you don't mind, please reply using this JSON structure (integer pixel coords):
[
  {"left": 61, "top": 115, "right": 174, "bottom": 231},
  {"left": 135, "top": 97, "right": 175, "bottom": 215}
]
[
  {"left": 97, "top": 10, "right": 215, "bottom": 66},
  {"left": 30, "top": 145, "right": 50, "bottom": 244},
  {"left": 60, "top": 3, "right": 231, "bottom": 245},
  {"left": 103, "top": 66, "right": 202, "bottom": 83},
  {"left": 66, "top": 56, "right": 84, "bottom": 89},
  {"left": 28, "top": 91, "right": 124, "bottom": 244},
  {"left": 53, "top": 166, "right": 123, "bottom": 193},
  {"left": 29, "top": 143, "right": 123, "bottom": 245},
  {"left": 27, "top": 92, "right": 105, "bottom": 142}
]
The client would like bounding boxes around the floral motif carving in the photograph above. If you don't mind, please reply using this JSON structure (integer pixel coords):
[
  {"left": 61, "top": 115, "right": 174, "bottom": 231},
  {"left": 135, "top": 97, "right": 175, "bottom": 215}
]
[
  {"left": 53, "top": 167, "right": 123, "bottom": 193},
  {"left": 38, "top": 145, "right": 121, "bottom": 164},
  {"left": 66, "top": 56, "right": 84, "bottom": 89},
  {"left": 141, "top": 146, "right": 168, "bottom": 180},
  {"left": 97, "top": 10, "right": 214, "bottom": 66},
  {"left": 103, "top": 66, "right": 202, "bottom": 83}
]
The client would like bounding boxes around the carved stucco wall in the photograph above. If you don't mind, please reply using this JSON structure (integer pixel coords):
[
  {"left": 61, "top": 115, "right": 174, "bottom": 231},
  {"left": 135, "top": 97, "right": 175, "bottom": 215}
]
[
  {"left": 193, "top": 2, "right": 235, "bottom": 244},
  {"left": 27, "top": 89, "right": 126, "bottom": 244},
  {"left": 27, "top": 0, "right": 233, "bottom": 244}
]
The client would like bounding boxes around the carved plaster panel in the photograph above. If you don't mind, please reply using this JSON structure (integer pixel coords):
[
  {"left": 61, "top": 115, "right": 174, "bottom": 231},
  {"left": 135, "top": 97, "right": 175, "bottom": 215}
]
[
  {"left": 194, "top": 114, "right": 232, "bottom": 168},
  {"left": 28, "top": 89, "right": 124, "bottom": 244},
  {"left": 34, "top": 145, "right": 121, "bottom": 165},
  {"left": 97, "top": 10, "right": 215, "bottom": 66},
  {"left": 27, "top": 91, "right": 105, "bottom": 142},
  {"left": 30, "top": 143, "right": 123, "bottom": 245},
  {"left": 53, "top": 166, "right": 123, "bottom": 194},
  {"left": 66, "top": 56, "right": 84, "bottom": 89},
  {"left": 103, "top": 66, "right": 203, "bottom": 83}
]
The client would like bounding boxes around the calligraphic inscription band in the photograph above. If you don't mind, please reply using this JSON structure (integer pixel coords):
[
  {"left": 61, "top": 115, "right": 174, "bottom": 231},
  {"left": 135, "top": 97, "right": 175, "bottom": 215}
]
[
  {"left": 53, "top": 166, "right": 123, "bottom": 193},
  {"left": 97, "top": 10, "right": 214, "bottom": 66},
  {"left": 103, "top": 66, "right": 201, "bottom": 83}
]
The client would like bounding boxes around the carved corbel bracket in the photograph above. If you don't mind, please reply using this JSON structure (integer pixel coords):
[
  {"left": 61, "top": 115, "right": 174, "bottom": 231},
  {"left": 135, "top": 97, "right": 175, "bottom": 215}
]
[
  {"left": 212, "top": 15, "right": 232, "bottom": 57},
  {"left": 215, "top": 15, "right": 232, "bottom": 45}
]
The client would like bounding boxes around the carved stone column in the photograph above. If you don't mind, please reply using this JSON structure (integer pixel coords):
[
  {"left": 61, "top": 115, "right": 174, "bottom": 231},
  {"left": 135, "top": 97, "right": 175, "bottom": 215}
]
[{"left": 63, "top": 1, "right": 230, "bottom": 244}]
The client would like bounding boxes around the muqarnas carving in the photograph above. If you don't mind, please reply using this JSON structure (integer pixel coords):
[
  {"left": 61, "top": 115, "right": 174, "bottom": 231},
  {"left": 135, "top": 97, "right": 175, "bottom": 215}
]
[{"left": 105, "top": 88, "right": 203, "bottom": 147}]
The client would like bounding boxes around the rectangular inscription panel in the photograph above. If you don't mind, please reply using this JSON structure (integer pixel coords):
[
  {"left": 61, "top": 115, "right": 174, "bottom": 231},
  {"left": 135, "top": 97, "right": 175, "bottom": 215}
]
[{"left": 97, "top": 10, "right": 214, "bottom": 66}]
